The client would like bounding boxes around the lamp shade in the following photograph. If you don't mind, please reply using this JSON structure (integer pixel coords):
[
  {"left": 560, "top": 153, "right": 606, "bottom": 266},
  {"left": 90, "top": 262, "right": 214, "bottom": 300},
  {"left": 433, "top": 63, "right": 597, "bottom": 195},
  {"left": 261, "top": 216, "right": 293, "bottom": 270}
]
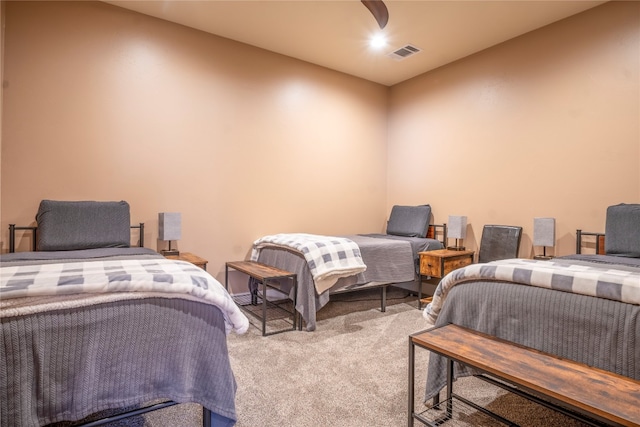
[
  {"left": 533, "top": 217, "right": 555, "bottom": 247},
  {"left": 158, "top": 212, "right": 181, "bottom": 241},
  {"left": 448, "top": 215, "right": 467, "bottom": 239}
]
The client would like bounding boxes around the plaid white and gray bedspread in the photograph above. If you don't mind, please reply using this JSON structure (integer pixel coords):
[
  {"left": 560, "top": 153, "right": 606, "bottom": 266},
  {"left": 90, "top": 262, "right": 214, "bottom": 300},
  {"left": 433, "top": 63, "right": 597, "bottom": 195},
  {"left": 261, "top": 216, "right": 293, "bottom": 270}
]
[
  {"left": 424, "top": 258, "right": 640, "bottom": 324},
  {"left": 0, "top": 258, "right": 249, "bottom": 334},
  {"left": 251, "top": 233, "right": 367, "bottom": 294}
]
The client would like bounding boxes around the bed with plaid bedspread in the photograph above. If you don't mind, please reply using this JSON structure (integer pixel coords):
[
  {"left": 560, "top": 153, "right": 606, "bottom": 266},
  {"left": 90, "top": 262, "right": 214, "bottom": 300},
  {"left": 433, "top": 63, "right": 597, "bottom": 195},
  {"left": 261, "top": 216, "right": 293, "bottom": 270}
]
[
  {"left": 422, "top": 255, "right": 640, "bottom": 401},
  {"left": 1, "top": 252, "right": 248, "bottom": 427}
]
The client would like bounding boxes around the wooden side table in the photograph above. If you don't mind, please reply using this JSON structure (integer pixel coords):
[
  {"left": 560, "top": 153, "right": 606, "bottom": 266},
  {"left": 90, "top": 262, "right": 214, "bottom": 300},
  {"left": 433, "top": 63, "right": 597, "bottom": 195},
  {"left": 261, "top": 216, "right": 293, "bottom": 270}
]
[
  {"left": 164, "top": 252, "right": 208, "bottom": 271},
  {"left": 225, "top": 261, "right": 298, "bottom": 336},
  {"left": 418, "top": 249, "right": 474, "bottom": 309}
]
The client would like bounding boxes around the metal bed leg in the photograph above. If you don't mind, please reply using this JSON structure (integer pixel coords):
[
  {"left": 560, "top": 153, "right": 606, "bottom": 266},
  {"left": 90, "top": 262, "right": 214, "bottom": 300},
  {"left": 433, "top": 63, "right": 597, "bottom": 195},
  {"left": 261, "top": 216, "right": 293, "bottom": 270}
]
[
  {"left": 381, "top": 285, "right": 387, "bottom": 312},
  {"left": 203, "top": 407, "right": 212, "bottom": 427}
]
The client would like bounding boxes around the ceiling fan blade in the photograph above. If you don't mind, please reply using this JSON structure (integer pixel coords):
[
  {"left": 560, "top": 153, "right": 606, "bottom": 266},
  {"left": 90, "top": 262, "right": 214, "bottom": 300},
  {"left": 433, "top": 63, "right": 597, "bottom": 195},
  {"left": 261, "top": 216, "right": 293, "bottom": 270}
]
[{"left": 361, "top": 0, "right": 389, "bottom": 30}]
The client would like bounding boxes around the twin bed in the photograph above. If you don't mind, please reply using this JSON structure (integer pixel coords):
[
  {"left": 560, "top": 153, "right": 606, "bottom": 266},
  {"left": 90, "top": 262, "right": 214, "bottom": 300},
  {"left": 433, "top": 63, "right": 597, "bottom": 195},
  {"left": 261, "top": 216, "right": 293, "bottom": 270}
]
[
  {"left": 1, "top": 200, "right": 249, "bottom": 427},
  {"left": 422, "top": 203, "right": 640, "bottom": 411},
  {"left": 250, "top": 204, "right": 445, "bottom": 331}
]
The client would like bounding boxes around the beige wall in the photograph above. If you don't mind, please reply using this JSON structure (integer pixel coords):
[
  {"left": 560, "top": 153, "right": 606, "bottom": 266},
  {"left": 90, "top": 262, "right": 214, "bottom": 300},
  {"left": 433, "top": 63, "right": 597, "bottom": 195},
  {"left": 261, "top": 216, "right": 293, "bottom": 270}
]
[
  {"left": 1, "top": 1, "right": 639, "bottom": 281},
  {"left": 1, "top": 1, "right": 4, "bottom": 223},
  {"left": 0, "top": 1, "right": 388, "bottom": 283},
  {"left": 388, "top": 1, "right": 640, "bottom": 258}
]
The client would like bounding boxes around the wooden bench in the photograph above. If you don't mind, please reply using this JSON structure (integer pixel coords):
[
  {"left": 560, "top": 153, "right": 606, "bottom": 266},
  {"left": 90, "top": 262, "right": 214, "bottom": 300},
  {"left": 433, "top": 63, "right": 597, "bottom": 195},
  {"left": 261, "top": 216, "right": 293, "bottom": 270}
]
[
  {"left": 409, "top": 324, "right": 640, "bottom": 427},
  {"left": 225, "top": 261, "right": 298, "bottom": 336}
]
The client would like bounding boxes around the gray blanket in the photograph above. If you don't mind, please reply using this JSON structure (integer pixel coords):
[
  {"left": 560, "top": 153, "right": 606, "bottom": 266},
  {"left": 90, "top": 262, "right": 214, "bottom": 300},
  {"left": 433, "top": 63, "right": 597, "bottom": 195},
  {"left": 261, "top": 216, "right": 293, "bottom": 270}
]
[
  {"left": 359, "top": 233, "right": 444, "bottom": 259},
  {"left": 1, "top": 297, "right": 237, "bottom": 426},
  {"left": 0, "top": 250, "right": 240, "bottom": 426}
]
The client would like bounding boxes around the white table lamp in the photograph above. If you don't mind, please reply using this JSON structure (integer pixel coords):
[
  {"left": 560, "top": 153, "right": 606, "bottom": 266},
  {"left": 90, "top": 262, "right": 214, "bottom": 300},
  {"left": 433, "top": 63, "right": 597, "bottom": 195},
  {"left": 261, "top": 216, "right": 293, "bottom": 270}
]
[
  {"left": 533, "top": 217, "right": 555, "bottom": 258},
  {"left": 159, "top": 212, "right": 181, "bottom": 256},
  {"left": 447, "top": 215, "right": 467, "bottom": 251}
]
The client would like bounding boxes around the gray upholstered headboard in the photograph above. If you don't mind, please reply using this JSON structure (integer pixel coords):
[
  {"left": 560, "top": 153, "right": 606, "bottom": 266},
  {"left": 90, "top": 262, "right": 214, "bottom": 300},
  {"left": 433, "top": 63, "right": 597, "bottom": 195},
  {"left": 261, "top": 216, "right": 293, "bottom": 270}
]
[
  {"left": 8, "top": 200, "right": 144, "bottom": 252},
  {"left": 576, "top": 203, "right": 640, "bottom": 257},
  {"left": 36, "top": 200, "right": 132, "bottom": 251},
  {"left": 605, "top": 203, "right": 640, "bottom": 257},
  {"left": 385, "top": 205, "right": 432, "bottom": 238}
]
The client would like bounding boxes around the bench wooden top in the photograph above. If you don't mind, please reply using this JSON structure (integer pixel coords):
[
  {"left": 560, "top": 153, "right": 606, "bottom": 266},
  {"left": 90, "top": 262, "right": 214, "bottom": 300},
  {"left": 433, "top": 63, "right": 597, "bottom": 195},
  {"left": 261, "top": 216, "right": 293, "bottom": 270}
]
[
  {"left": 226, "top": 260, "right": 295, "bottom": 281},
  {"left": 413, "top": 324, "right": 640, "bottom": 427}
]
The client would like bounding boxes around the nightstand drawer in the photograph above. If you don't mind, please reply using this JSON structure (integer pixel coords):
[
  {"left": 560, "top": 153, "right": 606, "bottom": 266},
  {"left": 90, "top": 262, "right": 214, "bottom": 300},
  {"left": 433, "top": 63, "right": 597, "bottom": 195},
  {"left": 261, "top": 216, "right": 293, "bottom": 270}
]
[{"left": 419, "top": 249, "right": 474, "bottom": 278}]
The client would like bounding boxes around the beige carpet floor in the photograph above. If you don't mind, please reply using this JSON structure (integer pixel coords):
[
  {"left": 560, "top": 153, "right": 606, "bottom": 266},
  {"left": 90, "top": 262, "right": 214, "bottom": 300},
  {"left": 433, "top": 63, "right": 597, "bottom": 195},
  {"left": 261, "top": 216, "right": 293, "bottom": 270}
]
[{"left": 52, "top": 288, "right": 592, "bottom": 426}]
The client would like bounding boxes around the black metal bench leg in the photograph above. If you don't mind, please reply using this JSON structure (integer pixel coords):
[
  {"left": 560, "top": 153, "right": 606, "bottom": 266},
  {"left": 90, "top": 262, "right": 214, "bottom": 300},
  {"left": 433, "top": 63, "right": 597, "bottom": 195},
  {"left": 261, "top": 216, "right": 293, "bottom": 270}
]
[{"left": 446, "top": 358, "right": 454, "bottom": 418}]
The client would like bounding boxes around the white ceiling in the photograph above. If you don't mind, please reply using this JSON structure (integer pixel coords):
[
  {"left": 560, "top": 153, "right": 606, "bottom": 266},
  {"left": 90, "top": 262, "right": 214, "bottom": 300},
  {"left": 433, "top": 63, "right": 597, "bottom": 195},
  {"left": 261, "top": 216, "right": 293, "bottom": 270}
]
[{"left": 104, "top": 0, "right": 607, "bottom": 86}]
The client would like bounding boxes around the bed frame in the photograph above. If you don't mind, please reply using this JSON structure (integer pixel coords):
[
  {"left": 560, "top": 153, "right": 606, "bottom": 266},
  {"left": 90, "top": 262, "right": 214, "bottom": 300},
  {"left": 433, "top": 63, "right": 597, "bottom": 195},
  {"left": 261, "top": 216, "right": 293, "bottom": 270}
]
[
  {"left": 576, "top": 203, "right": 640, "bottom": 256},
  {"left": 575, "top": 229, "right": 605, "bottom": 255},
  {"left": 8, "top": 223, "right": 145, "bottom": 252},
  {"left": 427, "top": 223, "right": 447, "bottom": 244}
]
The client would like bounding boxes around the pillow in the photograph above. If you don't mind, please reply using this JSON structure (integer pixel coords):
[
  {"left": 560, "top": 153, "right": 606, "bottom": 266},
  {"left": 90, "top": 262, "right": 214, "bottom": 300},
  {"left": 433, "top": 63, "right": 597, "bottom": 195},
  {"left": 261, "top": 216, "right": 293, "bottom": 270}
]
[
  {"left": 386, "top": 205, "right": 431, "bottom": 238},
  {"left": 605, "top": 203, "right": 640, "bottom": 257},
  {"left": 36, "top": 200, "right": 131, "bottom": 251}
]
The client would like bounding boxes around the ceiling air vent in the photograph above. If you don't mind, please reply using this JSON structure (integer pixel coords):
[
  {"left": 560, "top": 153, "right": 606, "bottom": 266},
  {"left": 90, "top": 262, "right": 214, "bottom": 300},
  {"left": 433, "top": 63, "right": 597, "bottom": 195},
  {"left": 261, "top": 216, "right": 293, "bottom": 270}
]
[{"left": 387, "top": 44, "right": 421, "bottom": 61}]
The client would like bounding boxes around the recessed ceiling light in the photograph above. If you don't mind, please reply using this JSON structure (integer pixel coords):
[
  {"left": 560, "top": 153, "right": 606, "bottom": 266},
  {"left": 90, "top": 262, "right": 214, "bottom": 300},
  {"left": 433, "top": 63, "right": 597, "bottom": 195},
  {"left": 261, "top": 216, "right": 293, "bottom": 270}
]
[{"left": 369, "top": 34, "right": 387, "bottom": 50}]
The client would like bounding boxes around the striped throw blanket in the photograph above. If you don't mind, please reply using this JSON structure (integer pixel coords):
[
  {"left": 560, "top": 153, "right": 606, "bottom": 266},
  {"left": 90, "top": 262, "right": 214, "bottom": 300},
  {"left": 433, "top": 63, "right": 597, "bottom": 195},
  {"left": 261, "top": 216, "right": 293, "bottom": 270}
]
[
  {"left": 424, "top": 258, "right": 640, "bottom": 325},
  {"left": 251, "top": 233, "right": 367, "bottom": 294},
  {"left": 0, "top": 258, "right": 249, "bottom": 334}
]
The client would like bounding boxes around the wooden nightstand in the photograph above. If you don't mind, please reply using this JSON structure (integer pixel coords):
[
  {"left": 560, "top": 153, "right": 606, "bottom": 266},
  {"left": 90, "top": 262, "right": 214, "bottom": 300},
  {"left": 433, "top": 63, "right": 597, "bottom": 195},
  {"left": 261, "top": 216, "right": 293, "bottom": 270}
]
[
  {"left": 420, "top": 249, "right": 474, "bottom": 278},
  {"left": 164, "top": 252, "right": 208, "bottom": 271},
  {"left": 418, "top": 249, "right": 474, "bottom": 309}
]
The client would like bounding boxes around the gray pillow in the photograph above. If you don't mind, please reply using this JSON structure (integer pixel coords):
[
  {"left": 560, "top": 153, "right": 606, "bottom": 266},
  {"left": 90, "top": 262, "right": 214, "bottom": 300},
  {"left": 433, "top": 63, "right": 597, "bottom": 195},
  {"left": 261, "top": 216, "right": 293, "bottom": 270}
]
[
  {"left": 36, "top": 200, "right": 131, "bottom": 251},
  {"left": 386, "top": 205, "right": 431, "bottom": 238},
  {"left": 605, "top": 203, "right": 640, "bottom": 257}
]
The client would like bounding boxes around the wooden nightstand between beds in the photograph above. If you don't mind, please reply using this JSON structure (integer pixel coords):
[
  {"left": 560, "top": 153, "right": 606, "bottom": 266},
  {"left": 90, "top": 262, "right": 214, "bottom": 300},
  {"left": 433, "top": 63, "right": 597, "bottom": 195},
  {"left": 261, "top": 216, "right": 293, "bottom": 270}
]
[
  {"left": 164, "top": 252, "right": 208, "bottom": 271},
  {"left": 418, "top": 249, "right": 474, "bottom": 309}
]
